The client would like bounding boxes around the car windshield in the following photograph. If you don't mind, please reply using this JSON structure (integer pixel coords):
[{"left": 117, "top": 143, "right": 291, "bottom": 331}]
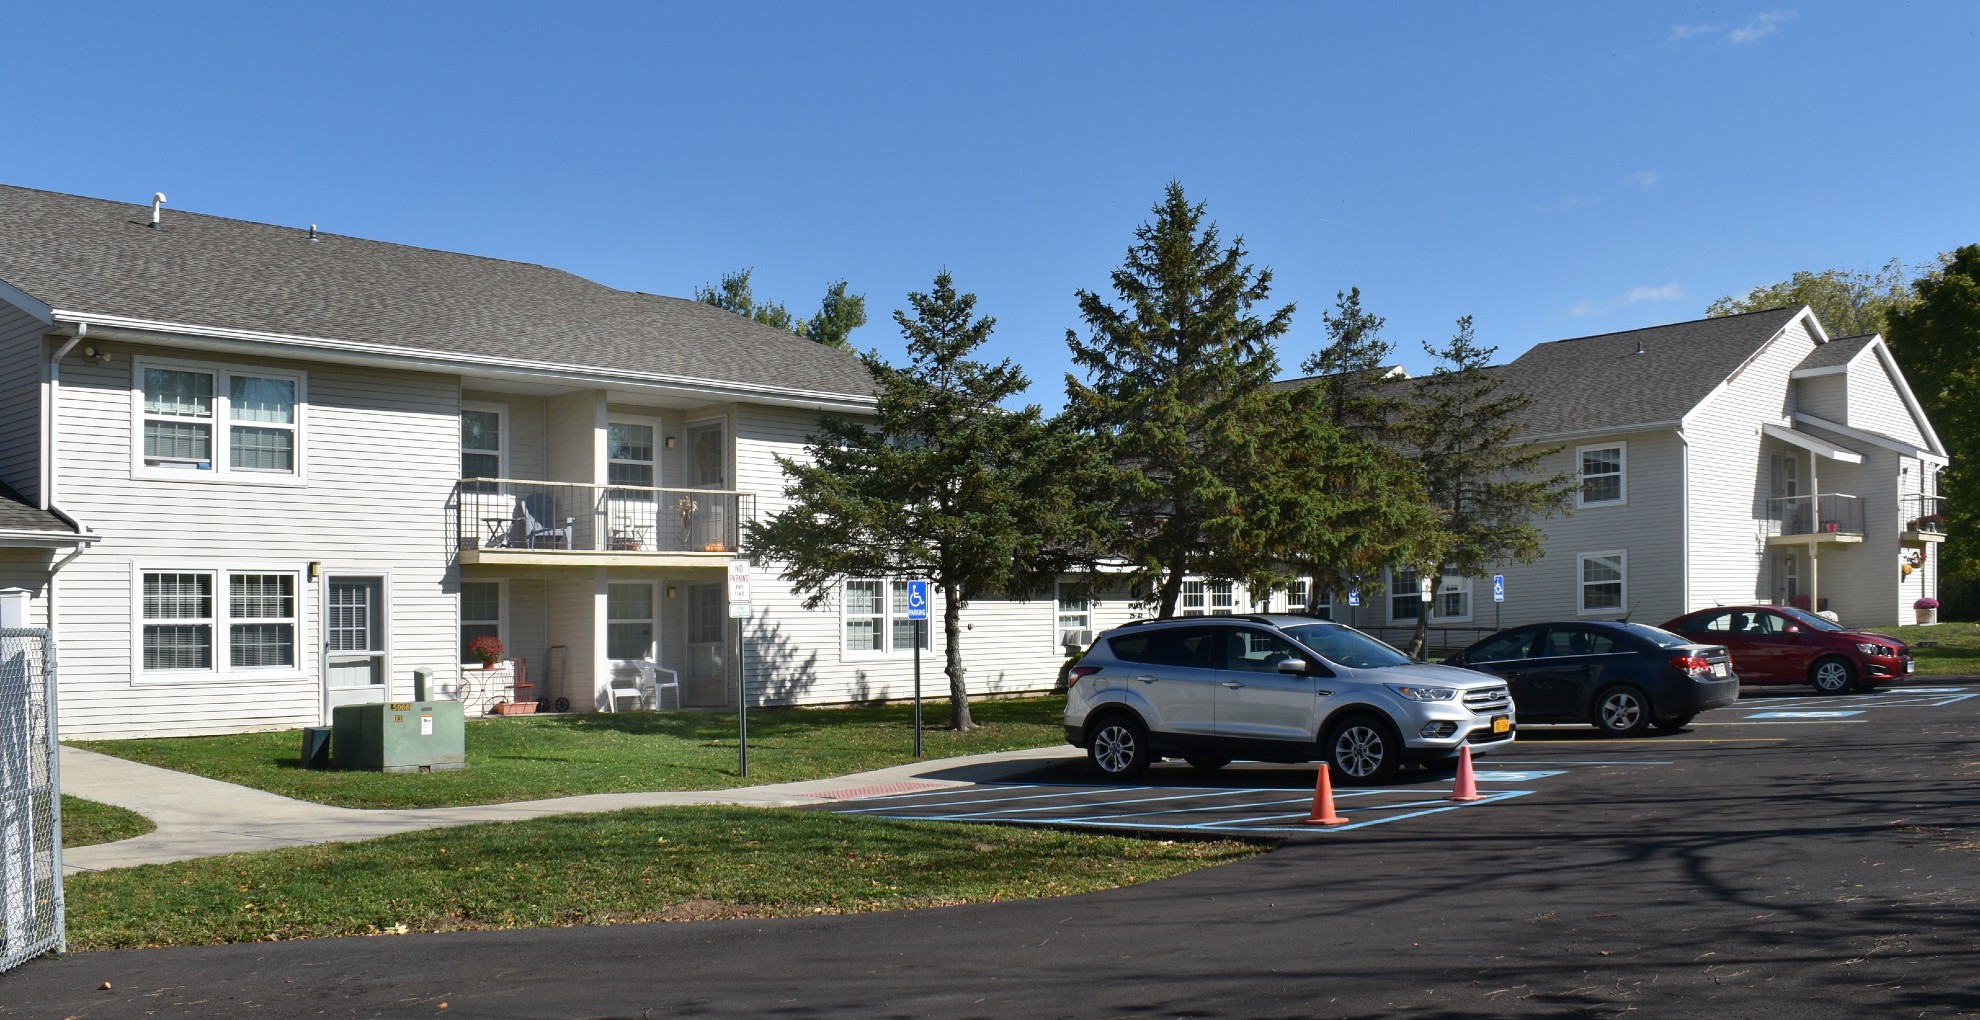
[
  {"left": 1282, "top": 623, "right": 1414, "bottom": 669},
  {"left": 1777, "top": 606, "right": 1846, "bottom": 632},
  {"left": 1617, "top": 622, "right": 1690, "bottom": 648}
]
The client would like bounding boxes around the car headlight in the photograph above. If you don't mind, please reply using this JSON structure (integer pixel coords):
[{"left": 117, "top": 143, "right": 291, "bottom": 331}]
[
  {"left": 1855, "top": 642, "right": 1889, "bottom": 656},
  {"left": 1387, "top": 684, "right": 1457, "bottom": 702}
]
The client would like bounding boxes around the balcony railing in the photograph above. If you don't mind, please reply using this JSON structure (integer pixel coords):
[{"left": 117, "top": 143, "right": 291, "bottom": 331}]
[
  {"left": 1765, "top": 492, "right": 1862, "bottom": 539},
  {"left": 1902, "top": 494, "right": 1947, "bottom": 534},
  {"left": 452, "top": 479, "right": 754, "bottom": 555}
]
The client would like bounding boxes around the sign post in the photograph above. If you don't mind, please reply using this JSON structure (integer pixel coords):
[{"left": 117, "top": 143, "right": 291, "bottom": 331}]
[
  {"left": 906, "top": 580, "right": 929, "bottom": 757},
  {"left": 1492, "top": 573, "right": 1505, "bottom": 630},
  {"left": 727, "top": 560, "right": 752, "bottom": 777}
]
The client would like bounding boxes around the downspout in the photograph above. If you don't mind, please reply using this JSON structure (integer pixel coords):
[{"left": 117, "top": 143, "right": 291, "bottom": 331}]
[
  {"left": 1676, "top": 426, "right": 1690, "bottom": 612},
  {"left": 46, "top": 323, "right": 87, "bottom": 646}
]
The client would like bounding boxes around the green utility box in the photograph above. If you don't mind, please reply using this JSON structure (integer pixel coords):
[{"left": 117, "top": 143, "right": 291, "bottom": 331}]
[{"left": 331, "top": 700, "right": 466, "bottom": 772}]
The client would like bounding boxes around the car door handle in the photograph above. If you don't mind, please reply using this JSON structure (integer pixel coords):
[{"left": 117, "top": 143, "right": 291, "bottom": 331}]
[
  {"left": 1133, "top": 674, "right": 1159, "bottom": 684},
  {"left": 1314, "top": 690, "right": 1333, "bottom": 697},
  {"left": 1222, "top": 681, "right": 1246, "bottom": 689}
]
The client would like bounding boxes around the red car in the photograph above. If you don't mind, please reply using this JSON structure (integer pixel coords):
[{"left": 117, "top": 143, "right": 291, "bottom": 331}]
[{"left": 1660, "top": 605, "right": 1913, "bottom": 694}]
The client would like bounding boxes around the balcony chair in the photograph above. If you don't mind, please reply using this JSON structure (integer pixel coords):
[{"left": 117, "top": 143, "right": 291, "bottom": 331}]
[
  {"left": 521, "top": 492, "right": 576, "bottom": 549},
  {"left": 599, "top": 661, "right": 682, "bottom": 712}
]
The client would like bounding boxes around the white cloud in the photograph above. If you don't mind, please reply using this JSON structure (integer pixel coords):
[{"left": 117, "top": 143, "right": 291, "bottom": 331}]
[
  {"left": 1570, "top": 299, "right": 1598, "bottom": 318},
  {"left": 1626, "top": 283, "right": 1685, "bottom": 305},
  {"left": 1728, "top": 10, "right": 1796, "bottom": 42},
  {"left": 1626, "top": 170, "right": 1659, "bottom": 189},
  {"left": 1668, "top": 10, "right": 1795, "bottom": 45}
]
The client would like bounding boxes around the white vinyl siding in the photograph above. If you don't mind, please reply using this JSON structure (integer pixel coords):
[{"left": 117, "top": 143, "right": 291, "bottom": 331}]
[{"left": 1846, "top": 349, "right": 1930, "bottom": 449}]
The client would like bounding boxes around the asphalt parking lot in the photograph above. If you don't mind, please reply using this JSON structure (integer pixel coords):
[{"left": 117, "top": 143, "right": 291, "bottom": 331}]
[{"left": 10, "top": 678, "right": 1980, "bottom": 1019}]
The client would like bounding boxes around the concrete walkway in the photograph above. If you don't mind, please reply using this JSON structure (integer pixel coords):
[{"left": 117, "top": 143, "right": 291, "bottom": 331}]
[{"left": 58, "top": 744, "right": 1080, "bottom": 874}]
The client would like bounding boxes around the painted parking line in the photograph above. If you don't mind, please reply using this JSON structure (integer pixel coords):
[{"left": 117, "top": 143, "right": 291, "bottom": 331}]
[{"left": 1746, "top": 710, "right": 1864, "bottom": 719}]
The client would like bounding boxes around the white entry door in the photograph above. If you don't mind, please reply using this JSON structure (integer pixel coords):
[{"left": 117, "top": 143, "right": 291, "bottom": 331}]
[{"left": 324, "top": 575, "right": 388, "bottom": 711}]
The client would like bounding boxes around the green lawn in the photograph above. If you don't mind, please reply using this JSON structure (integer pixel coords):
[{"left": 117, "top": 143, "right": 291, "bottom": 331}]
[
  {"left": 61, "top": 796, "right": 155, "bottom": 849},
  {"left": 1889, "top": 620, "right": 1980, "bottom": 676},
  {"left": 69, "top": 696, "right": 1067, "bottom": 809},
  {"left": 64, "top": 805, "right": 1263, "bottom": 949}
]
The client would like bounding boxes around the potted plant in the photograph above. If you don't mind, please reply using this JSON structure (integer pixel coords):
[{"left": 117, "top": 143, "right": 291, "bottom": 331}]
[
  {"left": 467, "top": 634, "right": 505, "bottom": 670},
  {"left": 1915, "top": 597, "right": 1941, "bottom": 625},
  {"left": 675, "top": 494, "right": 699, "bottom": 530}
]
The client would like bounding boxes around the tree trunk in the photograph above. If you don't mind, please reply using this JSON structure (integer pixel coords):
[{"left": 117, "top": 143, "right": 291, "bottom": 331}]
[
  {"left": 1405, "top": 566, "right": 1436, "bottom": 659},
  {"left": 943, "top": 581, "right": 975, "bottom": 731},
  {"left": 1156, "top": 563, "right": 1186, "bottom": 618}
]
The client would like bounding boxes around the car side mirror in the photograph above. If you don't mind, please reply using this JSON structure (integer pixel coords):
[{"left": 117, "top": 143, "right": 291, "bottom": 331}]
[{"left": 1275, "top": 657, "right": 1311, "bottom": 674}]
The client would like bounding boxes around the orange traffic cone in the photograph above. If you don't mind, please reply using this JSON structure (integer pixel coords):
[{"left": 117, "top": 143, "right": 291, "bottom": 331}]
[
  {"left": 1302, "top": 763, "right": 1350, "bottom": 826},
  {"left": 1447, "top": 745, "right": 1483, "bottom": 802}
]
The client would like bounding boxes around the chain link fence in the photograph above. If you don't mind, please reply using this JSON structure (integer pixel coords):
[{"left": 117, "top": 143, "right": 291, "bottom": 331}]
[{"left": 0, "top": 627, "right": 62, "bottom": 973}]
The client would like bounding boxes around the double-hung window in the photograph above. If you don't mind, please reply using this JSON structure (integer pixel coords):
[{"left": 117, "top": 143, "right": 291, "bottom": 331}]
[
  {"left": 1434, "top": 576, "right": 1471, "bottom": 621},
  {"left": 843, "top": 579, "right": 931, "bottom": 655},
  {"left": 1577, "top": 443, "right": 1625, "bottom": 507},
  {"left": 1390, "top": 569, "right": 1422, "bottom": 622},
  {"left": 461, "top": 404, "right": 506, "bottom": 481},
  {"left": 460, "top": 581, "right": 503, "bottom": 663},
  {"left": 1056, "top": 582, "right": 1093, "bottom": 651},
  {"left": 1180, "top": 580, "right": 1234, "bottom": 617},
  {"left": 141, "top": 566, "right": 302, "bottom": 676},
  {"left": 137, "top": 359, "right": 305, "bottom": 480},
  {"left": 1579, "top": 552, "right": 1627, "bottom": 614}
]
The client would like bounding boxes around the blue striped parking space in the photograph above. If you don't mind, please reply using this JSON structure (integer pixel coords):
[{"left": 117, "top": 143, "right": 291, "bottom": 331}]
[
  {"left": 1720, "top": 685, "right": 1974, "bottom": 721},
  {"left": 827, "top": 769, "right": 1565, "bottom": 836}
]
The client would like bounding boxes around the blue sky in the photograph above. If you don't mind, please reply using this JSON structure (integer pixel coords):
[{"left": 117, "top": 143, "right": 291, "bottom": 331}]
[{"left": 6, "top": 2, "right": 1975, "bottom": 407}]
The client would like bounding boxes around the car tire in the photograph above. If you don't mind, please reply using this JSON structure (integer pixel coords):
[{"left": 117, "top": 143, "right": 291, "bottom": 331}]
[
  {"left": 1652, "top": 713, "right": 1696, "bottom": 732},
  {"left": 1086, "top": 714, "right": 1153, "bottom": 780},
  {"left": 1184, "top": 756, "right": 1231, "bottom": 771},
  {"left": 1809, "top": 656, "right": 1858, "bottom": 694},
  {"left": 1324, "top": 713, "right": 1402, "bottom": 786},
  {"left": 1592, "top": 685, "right": 1652, "bottom": 738}
]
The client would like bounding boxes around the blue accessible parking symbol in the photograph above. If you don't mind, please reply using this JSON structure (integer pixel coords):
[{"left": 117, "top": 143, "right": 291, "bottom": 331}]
[{"left": 906, "top": 580, "right": 929, "bottom": 621}]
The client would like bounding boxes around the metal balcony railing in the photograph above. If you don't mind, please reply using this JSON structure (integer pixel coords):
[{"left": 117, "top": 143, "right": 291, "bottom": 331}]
[
  {"left": 452, "top": 479, "right": 754, "bottom": 555},
  {"left": 1901, "top": 493, "right": 1947, "bottom": 534},
  {"left": 1765, "top": 492, "right": 1862, "bottom": 539}
]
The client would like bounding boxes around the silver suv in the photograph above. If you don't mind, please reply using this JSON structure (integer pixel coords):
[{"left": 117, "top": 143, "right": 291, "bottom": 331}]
[{"left": 1064, "top": 615, "right": 1515, "bottom": 784}]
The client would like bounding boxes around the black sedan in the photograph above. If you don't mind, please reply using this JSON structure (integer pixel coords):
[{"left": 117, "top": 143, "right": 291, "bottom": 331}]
[{"left": 1444, "top": 621, "right": 1740, "bottom": 736}]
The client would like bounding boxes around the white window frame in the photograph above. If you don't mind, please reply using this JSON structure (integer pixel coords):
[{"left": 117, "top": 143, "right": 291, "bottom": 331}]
[
  {"left": 131, "top": 560, "right": 310, "bottom": 683},
  {"left": 1578, "top": 550, "right": 1628, "bottom": 616},
  {"left": 131, "top": 356, "right": 308, "bottom": 484},
  {"left": 840, "top": 578, "right": 932, "bottom": 658},
  {"left": 1389, "top": 568, "right": 1421, "bottom": 623},
  {"left": 460, "top": 401, "right": 509, "bottom": 481},
  {"left": 1055, "top": 581, "right": 1093, "bottom": 652},
  {"left": 1180, "top": 580, "right": 1206, "bottom": 616},
  {"left": 606, "top": 580, "right": 659, "bottom": 662},
  {"left": 1432, "top": 575, "right": 1472, "bottom": 622},
  {"left": 607, "top": 414, "right": 663, "bottom": 489},
  {"left": 1576, "top": 442, "right": 1626, "bottom": 508},
  {"left": 459, "top": 579, "right": 507, "bottom": 665}
]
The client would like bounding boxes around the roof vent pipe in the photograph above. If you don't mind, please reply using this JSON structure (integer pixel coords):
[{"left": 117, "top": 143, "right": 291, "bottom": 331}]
[
  {"left": 1634, "top": 341, "right": 1645, "bottom": 355},
  {"left": 150, "top": 192, "right": 167, "bottom": 229},
  {"left": 308, "top": 224, "right": 317, "bottom": 241}
]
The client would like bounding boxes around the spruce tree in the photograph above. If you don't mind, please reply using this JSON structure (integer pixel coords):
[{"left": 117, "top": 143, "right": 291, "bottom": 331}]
[{"left": 746, "top": 271, "right": 1056, "bottom": 730}]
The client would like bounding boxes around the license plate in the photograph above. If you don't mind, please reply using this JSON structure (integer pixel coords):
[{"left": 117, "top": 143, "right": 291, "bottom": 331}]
[
  {"left": 1712, "top": 662, "right": 1729, "bottom": 678},
  {"left": 1905, "top": 660, "right": 1915, "bottom": 674},
  {"left": 1491, "top": 716, "right": 1511, "bottom": 734}
]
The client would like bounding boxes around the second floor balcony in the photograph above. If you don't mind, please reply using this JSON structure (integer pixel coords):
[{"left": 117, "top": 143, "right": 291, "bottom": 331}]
[
  {"left": 453, "top": 479, "right": 754, "bottom": 566},
  {"left": 1901, "top": 493, "right": 1948, "bottom": 546},
  {"left": 1764, "top": 493, "right": 1863, "bottom": 545}
]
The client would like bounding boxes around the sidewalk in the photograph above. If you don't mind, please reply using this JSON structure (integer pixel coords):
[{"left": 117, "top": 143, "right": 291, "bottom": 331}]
[{"left": 58, "top": 744, "right": 1080, "bottom": 874}]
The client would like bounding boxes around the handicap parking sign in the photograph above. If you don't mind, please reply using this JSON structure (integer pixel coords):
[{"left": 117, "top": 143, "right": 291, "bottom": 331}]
[
  {"left": 1347, "top": 588, "right": 1360, "bottom": 607},
  {"left": 1493, "top": 574, "right": 1505, "bottom": 603},
  {"left": 907, "top": 580, "right": 929, "bottom": 621}
]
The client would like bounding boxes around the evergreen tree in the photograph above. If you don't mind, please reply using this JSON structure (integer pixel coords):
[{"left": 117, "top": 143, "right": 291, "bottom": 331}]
[
  {"left": 1401, "top": 316, "right": 1576, "bottom": 656},
  {"left": 696, "top": 267, "right": 799, "bottom": 332},
  {"left": 1299, "top": 287, "right": 1404, "bottom": 443},
  {"left": 746, "top": 271, "right": 1057, "bottom": 730},
  {"left": 1887, "top": 244, "right": 1980, "bottom": 579},
  {"left": 697, "top": 268, "right": 868, "bottom": 347},
  {"left": 804, "top": 279, "right": 867, "bottom": 350},
  {"left": 1062, "top": 182, "right": 1294, "bottom": 616}
]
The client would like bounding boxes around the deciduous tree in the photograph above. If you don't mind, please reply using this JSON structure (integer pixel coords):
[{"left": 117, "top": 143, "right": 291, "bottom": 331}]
[
  {"left": 1887, "top": 244, "right": 1980, "bottom": 579},
  {"left": 1707, "top": 260, "right": 1916, "bottom": 338}
]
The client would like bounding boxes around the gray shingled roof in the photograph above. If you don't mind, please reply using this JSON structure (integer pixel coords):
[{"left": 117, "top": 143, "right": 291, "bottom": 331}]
[
  {"left": 1794, "top": 333, "right": 1876, "bottom": 373},
  {"left": 0, "top": 481, "right": 73, "bottom": 535},
  {"left": 1483, "top": 307, "right": 1806, "bottom": 437},
  {"left": 0, "top": 185, "right": 876, "bottom": 400}
]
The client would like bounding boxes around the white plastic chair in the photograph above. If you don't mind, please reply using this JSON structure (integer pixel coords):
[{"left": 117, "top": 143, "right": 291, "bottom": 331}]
[{"left": 600, "top": 661, "right": 681, "bottom": 712}]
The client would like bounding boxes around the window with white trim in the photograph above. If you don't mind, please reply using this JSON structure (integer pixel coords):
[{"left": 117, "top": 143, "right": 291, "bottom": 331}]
[
  {"left": 607, "top": 582, "right": 656, "bottom": 660},
  {"left": 1180, "top": 580, "right": 1233, "bottom": 617},
  {"left": 843, "top": 579, "right": 931, "bottom": 654},
  {"left": 141, "top": 567, "right": 303, "bottom": 674},
  {"left": 1579, "top": 552, "right": 1627, "bottom": 614},
  {"left": 460, "top": 581, "right": 503, "bottom": 663},
  {"left": 1390, "top": 569, "right": 1422, "bottom": 622},
  {"left": 137, "top": 360, "right": 304, "bottom": 479},
  {"left": 461, "top": 404, "right": 506, "bottom": 481},
  {"left": 1056, "top": 582, "right": 1093, "bottom": 651},
  {"left": 1283, "top": 578, "right": 1333, "bottom": 619},
  {"left": 607, "top": 421, "right": 658, "bottom": 487},
  {"left": 1577, "top": 443, "right": 1625, "bottom": 507},
  {"left": 1434, "top": 575, "right": 1471, "bottom": 621}
]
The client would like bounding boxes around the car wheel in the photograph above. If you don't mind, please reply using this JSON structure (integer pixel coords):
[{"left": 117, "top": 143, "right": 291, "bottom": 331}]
[
  {"left": 1592, "top": 685, "right": 1651, "bottom": 738},
  {"left": 1809, "top": 656, "right": 1858, "bottom": 694},
  {"left": 1184, "top": 756, "right": 1231, "bottom": 771},
  {"left": 1652, "top": 713, "right": 1696, "bottom": 733},
  {"left": 1325, "top": 714, "right": 1401, "bottom": 786},
  {"left": 1087, "top": 714, "right": 1153, "bottom": 780}
]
